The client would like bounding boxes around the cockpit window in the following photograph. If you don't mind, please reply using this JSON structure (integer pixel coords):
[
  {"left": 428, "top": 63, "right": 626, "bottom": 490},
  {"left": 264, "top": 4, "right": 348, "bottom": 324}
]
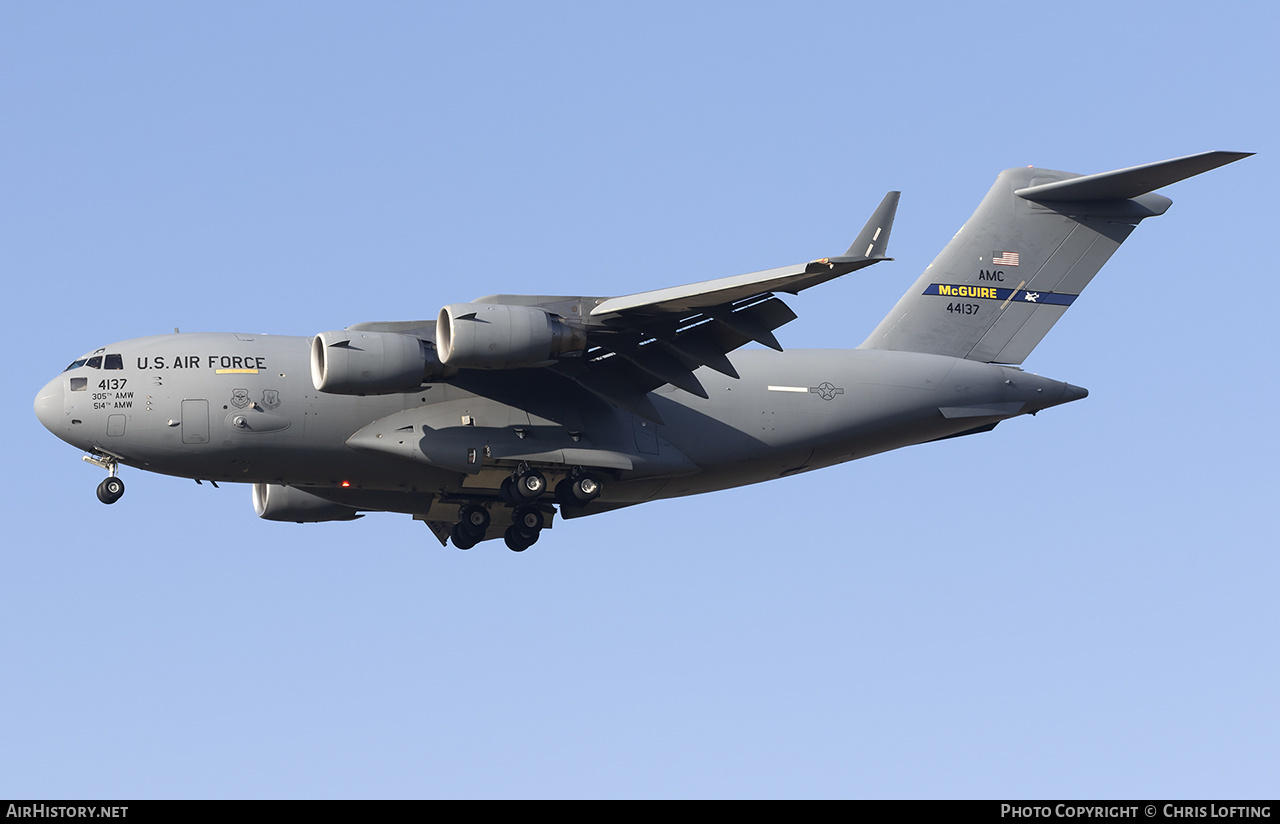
[
  {"left": 70, "top": 377, "right": 87, "bottom": 392},
  {"left": 62, "top": 351, "right": 121, "bottom": 371}
]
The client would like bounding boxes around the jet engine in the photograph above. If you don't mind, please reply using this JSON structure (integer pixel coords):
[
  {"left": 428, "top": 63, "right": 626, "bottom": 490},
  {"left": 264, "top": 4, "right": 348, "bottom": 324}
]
[
  {"left": 436, "top": 303, "right": 587, "bottom": 369},
  {"left": 310, "top": 330, "right": 447, "bottom": 395},
  {"left": 252, "top": 483, "right": 364, "bottom": 523}
]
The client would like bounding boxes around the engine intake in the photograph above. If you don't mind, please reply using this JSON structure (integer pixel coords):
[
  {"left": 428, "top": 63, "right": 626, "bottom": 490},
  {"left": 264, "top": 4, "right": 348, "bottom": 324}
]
[
  {"left": 252, "top": 483, "right": 364, "bottom": 523},
  {"left": 311, "top": 330, "right": 447, "bottom": 395},
  {"left": 436, "top": 303, "right": 587, "bottom": 369}
]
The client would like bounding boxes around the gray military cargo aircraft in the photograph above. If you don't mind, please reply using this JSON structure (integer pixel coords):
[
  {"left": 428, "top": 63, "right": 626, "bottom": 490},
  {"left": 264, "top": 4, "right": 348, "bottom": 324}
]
[{"left": 35, "top": 151, "right": 1249, "bottom": 551}]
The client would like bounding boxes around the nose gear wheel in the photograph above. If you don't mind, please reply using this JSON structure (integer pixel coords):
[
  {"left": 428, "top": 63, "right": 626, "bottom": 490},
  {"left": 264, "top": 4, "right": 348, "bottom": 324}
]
[{"left": 96, "top": 476, "right": 125, "bottom": 505}]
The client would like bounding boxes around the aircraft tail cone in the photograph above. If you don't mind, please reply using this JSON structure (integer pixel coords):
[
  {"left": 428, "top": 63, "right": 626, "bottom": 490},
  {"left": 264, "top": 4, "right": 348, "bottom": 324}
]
[
  {"left": 1062, "top": 383, "right": 1089, "bottom": 403},
  {"left": 1021, "top": 378, "right": 1089, "bottom": 415}
]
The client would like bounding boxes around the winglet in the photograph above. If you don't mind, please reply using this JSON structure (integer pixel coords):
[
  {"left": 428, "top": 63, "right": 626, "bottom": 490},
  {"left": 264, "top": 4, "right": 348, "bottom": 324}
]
[
  {"left": 841, "top": 190, "right": 900, "bottom": 259},
  {"left": 591, "top": 191, "right": 900, "bottom": 318}
]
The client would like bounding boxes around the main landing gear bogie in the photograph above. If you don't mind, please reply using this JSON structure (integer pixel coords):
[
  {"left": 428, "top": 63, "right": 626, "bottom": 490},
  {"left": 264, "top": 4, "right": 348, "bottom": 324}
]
[
  {"left": 451, "top": 465, "right": 606, "bottom": 552},
  {"left": 450, "top": 503, "right": 546, "bottom": 552}
]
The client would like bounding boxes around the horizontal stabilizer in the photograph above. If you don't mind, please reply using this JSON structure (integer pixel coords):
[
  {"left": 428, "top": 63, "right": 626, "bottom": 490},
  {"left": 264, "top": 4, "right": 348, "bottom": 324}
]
[{"left": 1015, "top": 151, "right": 1253, "bottom": 202}]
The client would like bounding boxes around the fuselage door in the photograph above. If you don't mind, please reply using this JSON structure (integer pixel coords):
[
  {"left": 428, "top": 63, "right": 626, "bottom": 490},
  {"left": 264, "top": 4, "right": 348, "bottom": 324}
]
[{"left": 182, "top": 399, "right": 210, "bottom": 444}]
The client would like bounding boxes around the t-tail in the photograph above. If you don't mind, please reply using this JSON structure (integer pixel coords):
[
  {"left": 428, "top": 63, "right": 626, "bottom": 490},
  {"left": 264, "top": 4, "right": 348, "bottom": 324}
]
[{"left": 859, "top": 151, "right": 1252, "bottom": 364}]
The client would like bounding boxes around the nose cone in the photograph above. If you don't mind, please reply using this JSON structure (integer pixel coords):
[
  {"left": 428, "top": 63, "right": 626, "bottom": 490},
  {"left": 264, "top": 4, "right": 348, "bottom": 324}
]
[{"left": 34, "top": 376, "right": 65, "bottom": 434}]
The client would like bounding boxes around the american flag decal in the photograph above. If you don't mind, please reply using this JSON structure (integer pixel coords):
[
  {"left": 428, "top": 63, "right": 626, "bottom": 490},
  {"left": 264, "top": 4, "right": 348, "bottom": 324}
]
[{"left": 992, "top": 250, "right": 1020, "bottom": 266}]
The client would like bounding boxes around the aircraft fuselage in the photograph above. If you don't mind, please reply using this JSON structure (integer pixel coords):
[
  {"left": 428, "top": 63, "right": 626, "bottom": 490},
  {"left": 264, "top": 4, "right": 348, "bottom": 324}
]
[{"left": 35, "top": 331, "right": 1083, "bottom": 517}]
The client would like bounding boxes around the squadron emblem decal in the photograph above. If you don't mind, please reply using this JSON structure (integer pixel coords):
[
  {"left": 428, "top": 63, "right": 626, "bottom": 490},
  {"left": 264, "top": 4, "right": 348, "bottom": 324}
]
[{"left": 230, "top": 388, "right": 251, "bottom": 409}]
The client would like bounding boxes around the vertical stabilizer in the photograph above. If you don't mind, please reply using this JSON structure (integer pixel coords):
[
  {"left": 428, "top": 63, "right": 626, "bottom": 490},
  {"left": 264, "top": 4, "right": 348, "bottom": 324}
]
[{"left": 859, "top": 151, "right": 1251, "bottom": 364}]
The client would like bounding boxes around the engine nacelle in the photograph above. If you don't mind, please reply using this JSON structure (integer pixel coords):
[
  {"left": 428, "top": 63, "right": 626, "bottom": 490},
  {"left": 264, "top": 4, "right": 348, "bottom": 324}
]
[
  {"left": 252, "top": 483, "right": 364, "bottom": 523},
  {"left": 311, "top": 330, "right": 446, "bottom": 395},
  {"left": 436, "top": 303, "right": 587, "bottom": 369}
]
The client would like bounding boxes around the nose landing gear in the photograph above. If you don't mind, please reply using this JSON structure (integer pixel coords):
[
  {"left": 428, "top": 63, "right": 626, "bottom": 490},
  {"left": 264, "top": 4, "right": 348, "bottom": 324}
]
[{"left": 84, "top": 452, "right": 124, "bottom": 504}]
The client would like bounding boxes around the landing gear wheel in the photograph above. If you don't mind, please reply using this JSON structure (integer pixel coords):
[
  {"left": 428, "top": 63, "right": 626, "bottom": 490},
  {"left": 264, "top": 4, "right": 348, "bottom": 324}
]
[
  {"left": 499, "top": 476, "right": 517, "bottom": 506},
  {"left": 450, "top": 523, "right": 480, "bottom": 550},
  {"left": 458, "top": 504, "right": 490, "bottom": 537},
  {"left": 96, "top": 476, "right": 125, "bottom": 505},
  {"left": 511, "top": 506, "right": 544, "bottom": 538},
  {"left": 512, "top": 470, "right": 546, "bottom": 502},
  {"left": 504, "top": 525, "right": 537, "bottom": 552},
  {"left": 556, "top": 473, "right": 602, "bottom": 507},
  {"left": 451, "top": 505, "right": 491, "bottom": 549}
]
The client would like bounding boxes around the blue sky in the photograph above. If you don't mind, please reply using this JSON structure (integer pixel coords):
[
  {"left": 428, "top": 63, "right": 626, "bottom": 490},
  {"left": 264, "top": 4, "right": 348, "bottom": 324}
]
[{"left": 3, "top": 2, "right": 1275, "bottom": 799}]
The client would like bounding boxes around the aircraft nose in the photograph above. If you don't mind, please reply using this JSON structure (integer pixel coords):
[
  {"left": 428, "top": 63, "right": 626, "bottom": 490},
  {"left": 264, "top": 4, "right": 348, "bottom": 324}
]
[{"left": 34, "top": 376, "right": 65, "bottom": 434}]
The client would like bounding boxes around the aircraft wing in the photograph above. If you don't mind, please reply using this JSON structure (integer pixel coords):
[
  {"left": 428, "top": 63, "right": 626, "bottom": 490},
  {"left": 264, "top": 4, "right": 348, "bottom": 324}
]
[
  {"left": 592, "top": 191, "right": 899, "bottom": 317},
  {"left": 543, "top": 191, "right": 900, "bottom": 421}
]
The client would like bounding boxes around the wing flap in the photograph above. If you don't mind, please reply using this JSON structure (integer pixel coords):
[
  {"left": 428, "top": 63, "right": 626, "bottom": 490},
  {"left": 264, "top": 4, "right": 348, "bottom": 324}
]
[
  {"left": 563, "top": 295, "right": 798, "bottom": 420},
  {"left": 602, "top": 335, "right": 710, "bottom": 399}
]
